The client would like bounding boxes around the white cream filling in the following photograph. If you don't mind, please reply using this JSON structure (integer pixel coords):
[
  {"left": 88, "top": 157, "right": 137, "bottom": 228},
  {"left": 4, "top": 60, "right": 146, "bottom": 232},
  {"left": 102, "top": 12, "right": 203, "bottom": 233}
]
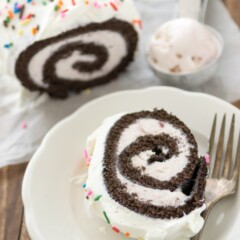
[
  {"left": 28, "top": 30, "right": 127, "bottom": 87},
  {"left": 118, "top": 170, "right": 190, "bottom": 207},
  {"left": 118, "top": 119, "right": 191, "bottom": 181}
]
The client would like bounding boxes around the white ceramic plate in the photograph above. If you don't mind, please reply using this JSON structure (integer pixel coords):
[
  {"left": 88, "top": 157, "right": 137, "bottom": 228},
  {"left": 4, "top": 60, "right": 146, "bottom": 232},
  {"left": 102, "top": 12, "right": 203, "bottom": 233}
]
[{"left": 22, "top": 87, "right": 240, "bottom": 240}]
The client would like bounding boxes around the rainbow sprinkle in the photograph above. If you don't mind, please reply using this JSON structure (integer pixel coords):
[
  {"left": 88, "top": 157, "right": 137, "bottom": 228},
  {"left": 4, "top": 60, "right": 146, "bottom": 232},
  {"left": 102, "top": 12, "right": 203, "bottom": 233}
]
[
  {"left": 87, "top": 190, "right": 93, "bottom": 197},
  {"left": 94, "top": 195, "right": 102, "bottom": 201},
  {"left": 110, "top": 2, "right": 118, "bottom": 11},
  {"left": 21, "top": 18, "right": 30, "bottom": 25},
  {"left": 205, "top": 154, "right": 210, "bottom": 164},
  {"left": 112, "top": 226, "right": 120, "bottom": 233},
  {"left": 4, "top": 42, "right": 13, "bottom": 48},
  {"left": 84, "top": 148, "right": 91, "bottom": 165},
  {"left": 103, "top": 211, "right": 110, "bottom": 224},
  {"left": 31, "top": 25, "right": 39, "bottom": 35},
  {"left": 8, "top": 10, "right": 14, "bottom": 19},
  {"left": 132, "top": 19, "right": 142, "bottom": 29},
  {"left": 13, "top": 3, "right": 22, "bottom": 14}
]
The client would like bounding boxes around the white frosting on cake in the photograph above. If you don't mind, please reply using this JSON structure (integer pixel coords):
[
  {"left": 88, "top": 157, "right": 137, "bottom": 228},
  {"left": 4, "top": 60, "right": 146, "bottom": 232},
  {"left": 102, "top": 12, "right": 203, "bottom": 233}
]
[
  {"left": 85, "top": 112, "right": 206, "bottom": 240},
  {"left": 0, "top": 0, "right": 141, "bottom": 79}
]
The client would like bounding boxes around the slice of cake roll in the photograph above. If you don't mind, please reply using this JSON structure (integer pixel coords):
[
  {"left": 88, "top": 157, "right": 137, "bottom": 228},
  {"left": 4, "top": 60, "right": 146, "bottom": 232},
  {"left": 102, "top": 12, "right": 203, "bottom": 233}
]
[
  {"left": 0, "top": 0, "right": 141, "bottom": 98},
  {"left": 84, "top": 109, "right": 207, "bottom": 240}
]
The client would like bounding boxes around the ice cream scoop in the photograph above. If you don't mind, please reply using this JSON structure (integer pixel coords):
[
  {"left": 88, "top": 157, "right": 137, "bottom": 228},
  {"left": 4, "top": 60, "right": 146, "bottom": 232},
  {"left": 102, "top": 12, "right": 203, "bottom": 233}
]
[{"left": 147, "top": 18, "right": 223, "bottom": 88}]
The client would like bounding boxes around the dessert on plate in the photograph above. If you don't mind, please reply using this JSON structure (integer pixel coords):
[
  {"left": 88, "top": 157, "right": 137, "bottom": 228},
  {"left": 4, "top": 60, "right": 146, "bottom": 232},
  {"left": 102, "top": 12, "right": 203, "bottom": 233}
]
[
  {"left": 0, "top": 0, "right": 141, "bottom": 98},
  {"left": 84, "top": 109, "right": 208, "bottom": 240}
]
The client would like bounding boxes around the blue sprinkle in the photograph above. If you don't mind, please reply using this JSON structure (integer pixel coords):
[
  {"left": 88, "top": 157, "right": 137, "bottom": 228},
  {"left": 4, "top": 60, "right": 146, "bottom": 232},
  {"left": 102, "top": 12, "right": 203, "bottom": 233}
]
[
  {"left": 83, "top": 183, "right": 87, "bottom": 188},
  {"left": 4, "top": 43, "right": 13, "bottom": 49},
  {"left": 14, "top": 3, "right": 21, "bottom": 13}
]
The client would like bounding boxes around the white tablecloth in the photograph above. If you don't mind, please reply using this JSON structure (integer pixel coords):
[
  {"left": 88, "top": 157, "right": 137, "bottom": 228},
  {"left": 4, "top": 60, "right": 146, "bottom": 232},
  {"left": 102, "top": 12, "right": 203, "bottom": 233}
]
[{"left": 0, "top": 0, "right": 240, "bottom": 168}]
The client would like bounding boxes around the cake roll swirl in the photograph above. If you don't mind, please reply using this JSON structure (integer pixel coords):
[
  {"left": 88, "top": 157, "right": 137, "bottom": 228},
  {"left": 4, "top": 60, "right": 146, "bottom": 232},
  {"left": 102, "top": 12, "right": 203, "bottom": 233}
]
[
  {"left": 0, "top": 0, "right": 140, "bottom": 98},
  {"left": 86, "top": 109, "right": 207, "bottom": 240},
  {"left": 103, "top": 109, "right": 207, "bottom": 219},
  {"left": 15, "top": 19, "right": 138, "bottom": 98}
]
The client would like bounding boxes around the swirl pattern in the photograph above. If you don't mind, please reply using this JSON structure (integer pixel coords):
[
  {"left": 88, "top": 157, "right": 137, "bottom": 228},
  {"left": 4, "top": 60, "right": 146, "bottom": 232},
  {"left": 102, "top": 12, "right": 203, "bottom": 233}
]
[
  {"left": 15, "top": 19, "right": 138, "bottom": 98},
  {"left": 103, "top": 109, "right": 207, "bottom": 219}
]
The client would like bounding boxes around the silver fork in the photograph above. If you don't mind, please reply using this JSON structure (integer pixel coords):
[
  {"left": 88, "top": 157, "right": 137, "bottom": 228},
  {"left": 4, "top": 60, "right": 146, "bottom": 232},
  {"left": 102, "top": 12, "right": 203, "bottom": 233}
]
[{"left": 192, "top": 114, "right": 240, "bottom": 240}]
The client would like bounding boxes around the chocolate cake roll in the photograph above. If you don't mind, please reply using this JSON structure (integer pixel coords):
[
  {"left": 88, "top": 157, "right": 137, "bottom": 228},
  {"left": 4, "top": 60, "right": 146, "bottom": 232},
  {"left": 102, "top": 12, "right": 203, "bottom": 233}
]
[
  {"left": 84, "top": 109, "right": 207, "bottom": 240},
  {"left": 0, "top": 0, "right": 140, "bottom": 98}
]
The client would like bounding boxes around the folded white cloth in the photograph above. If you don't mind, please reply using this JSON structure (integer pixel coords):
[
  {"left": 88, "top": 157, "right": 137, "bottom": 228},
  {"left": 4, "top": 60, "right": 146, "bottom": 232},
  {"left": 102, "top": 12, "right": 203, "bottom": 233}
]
[{"left": 0, "top": 0, "right": 240, "bottom": 168}]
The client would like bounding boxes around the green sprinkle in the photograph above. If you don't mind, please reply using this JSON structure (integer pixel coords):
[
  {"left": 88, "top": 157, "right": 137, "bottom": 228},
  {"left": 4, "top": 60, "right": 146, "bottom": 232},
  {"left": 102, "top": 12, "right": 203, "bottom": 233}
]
[
  {"left": 42, "top": 1, "right": 47, "bottom": 5},
  {"left": 6, "top": 17, "right": 11, "bottom": 23},
  {"left": 54, "top": 5, "right": 58, "bottom": 11},
  {"left": 103, "top": 211, "right": 110, "bottom": 224},
  {"left": 94, "top": 195, "right": 102, "bottom": 201}
]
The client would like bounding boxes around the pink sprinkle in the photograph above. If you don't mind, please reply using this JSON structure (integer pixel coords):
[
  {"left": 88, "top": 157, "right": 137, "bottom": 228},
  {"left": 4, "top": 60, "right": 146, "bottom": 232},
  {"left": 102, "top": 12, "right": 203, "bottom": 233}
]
[
  {"left": 61, "top": 9, "right": 69, "bottom": 14},
  {"left": 87, "top": 190, "right": 93, "bottom": 197},
  {"left": 110, "top": 2, "right": 118, "bottom": 11},
  {"left": 21, "top": 122, "right": 27, "bottom": 129},
  {"left": 205, "top": 154, "right": 210, "bottom": 164},
  {"left": 61, "top": 10, "right": 69, "bottom": 18},
  {"left": 93, "top": 0, "right": 101, "bottom": 8},
  {"left": 160, "top": 122, "right": 164, "bottom": 128},
  {"left": 84, "top": 148, "right": 91, "bottom": 164}
]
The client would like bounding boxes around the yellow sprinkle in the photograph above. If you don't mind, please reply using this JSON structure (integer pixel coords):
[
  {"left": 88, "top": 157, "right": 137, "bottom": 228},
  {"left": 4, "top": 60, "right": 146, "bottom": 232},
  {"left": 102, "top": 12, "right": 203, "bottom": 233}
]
[
  {"left": 18, "top": 29, "right": 23, "bottom": 35},
  {"left": 84, "top": 88, "right": 91, "bottom": 94},
  {"left": 21, "top": 19, "right": 30, "bottom": 26}
]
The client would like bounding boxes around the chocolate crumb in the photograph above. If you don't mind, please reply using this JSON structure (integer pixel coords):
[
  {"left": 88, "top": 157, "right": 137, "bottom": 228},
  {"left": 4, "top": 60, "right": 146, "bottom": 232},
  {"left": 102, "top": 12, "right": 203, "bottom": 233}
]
[{"left": 170, "top": 65, "right": 181, "bottom": 73}]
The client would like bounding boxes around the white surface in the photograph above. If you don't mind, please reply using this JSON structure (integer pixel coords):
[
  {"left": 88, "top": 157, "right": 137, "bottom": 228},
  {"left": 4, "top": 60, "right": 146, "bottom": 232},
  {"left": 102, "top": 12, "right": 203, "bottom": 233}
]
[
  {"left": 22, "top": 87, "right": 240, "bottom": 240},
  {"left": 1, "top": 0, "right": 240, "bottom": 167}
]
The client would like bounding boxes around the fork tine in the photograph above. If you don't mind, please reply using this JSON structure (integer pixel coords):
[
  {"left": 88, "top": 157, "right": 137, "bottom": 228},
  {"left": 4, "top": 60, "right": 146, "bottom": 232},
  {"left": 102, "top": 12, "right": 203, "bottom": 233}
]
[
  {"left": 208, "top": 114, "right": 217, "bottom": 158},
  {"left": 232, "top": 133, "right": 240, "bottom": 182},
  {"left": 222, "top": 114, "right": 235, "bottom": 179},
  {"left": 212, "top": 114, "right": 226, "bottom": 178}
]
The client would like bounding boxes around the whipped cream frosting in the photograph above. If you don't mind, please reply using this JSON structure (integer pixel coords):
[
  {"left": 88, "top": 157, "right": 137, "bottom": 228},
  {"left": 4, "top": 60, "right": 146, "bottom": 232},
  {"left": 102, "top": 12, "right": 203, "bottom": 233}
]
[
  {"left": 85, "top": 111, "right": 206, "bottom": 240},
  {"left": 0, "top": 0, "right": 141, "bottom": 79}
]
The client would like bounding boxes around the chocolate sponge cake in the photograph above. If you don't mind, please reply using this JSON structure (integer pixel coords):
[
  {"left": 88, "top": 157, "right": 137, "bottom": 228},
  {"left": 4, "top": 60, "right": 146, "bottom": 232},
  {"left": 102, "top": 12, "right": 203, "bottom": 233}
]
[
  {"left": 84, "top": 109, "right": 207, "bottom": 240},
  {"left": 0, "top": 0, "right": 141, "bottom": 98}
]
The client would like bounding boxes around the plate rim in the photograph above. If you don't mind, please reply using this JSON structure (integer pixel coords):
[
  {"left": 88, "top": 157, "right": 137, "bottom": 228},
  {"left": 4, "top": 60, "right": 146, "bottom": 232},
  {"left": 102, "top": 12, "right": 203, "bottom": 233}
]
[{"left": 22, "top": 86, "right": 240, "bottom": 240}]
